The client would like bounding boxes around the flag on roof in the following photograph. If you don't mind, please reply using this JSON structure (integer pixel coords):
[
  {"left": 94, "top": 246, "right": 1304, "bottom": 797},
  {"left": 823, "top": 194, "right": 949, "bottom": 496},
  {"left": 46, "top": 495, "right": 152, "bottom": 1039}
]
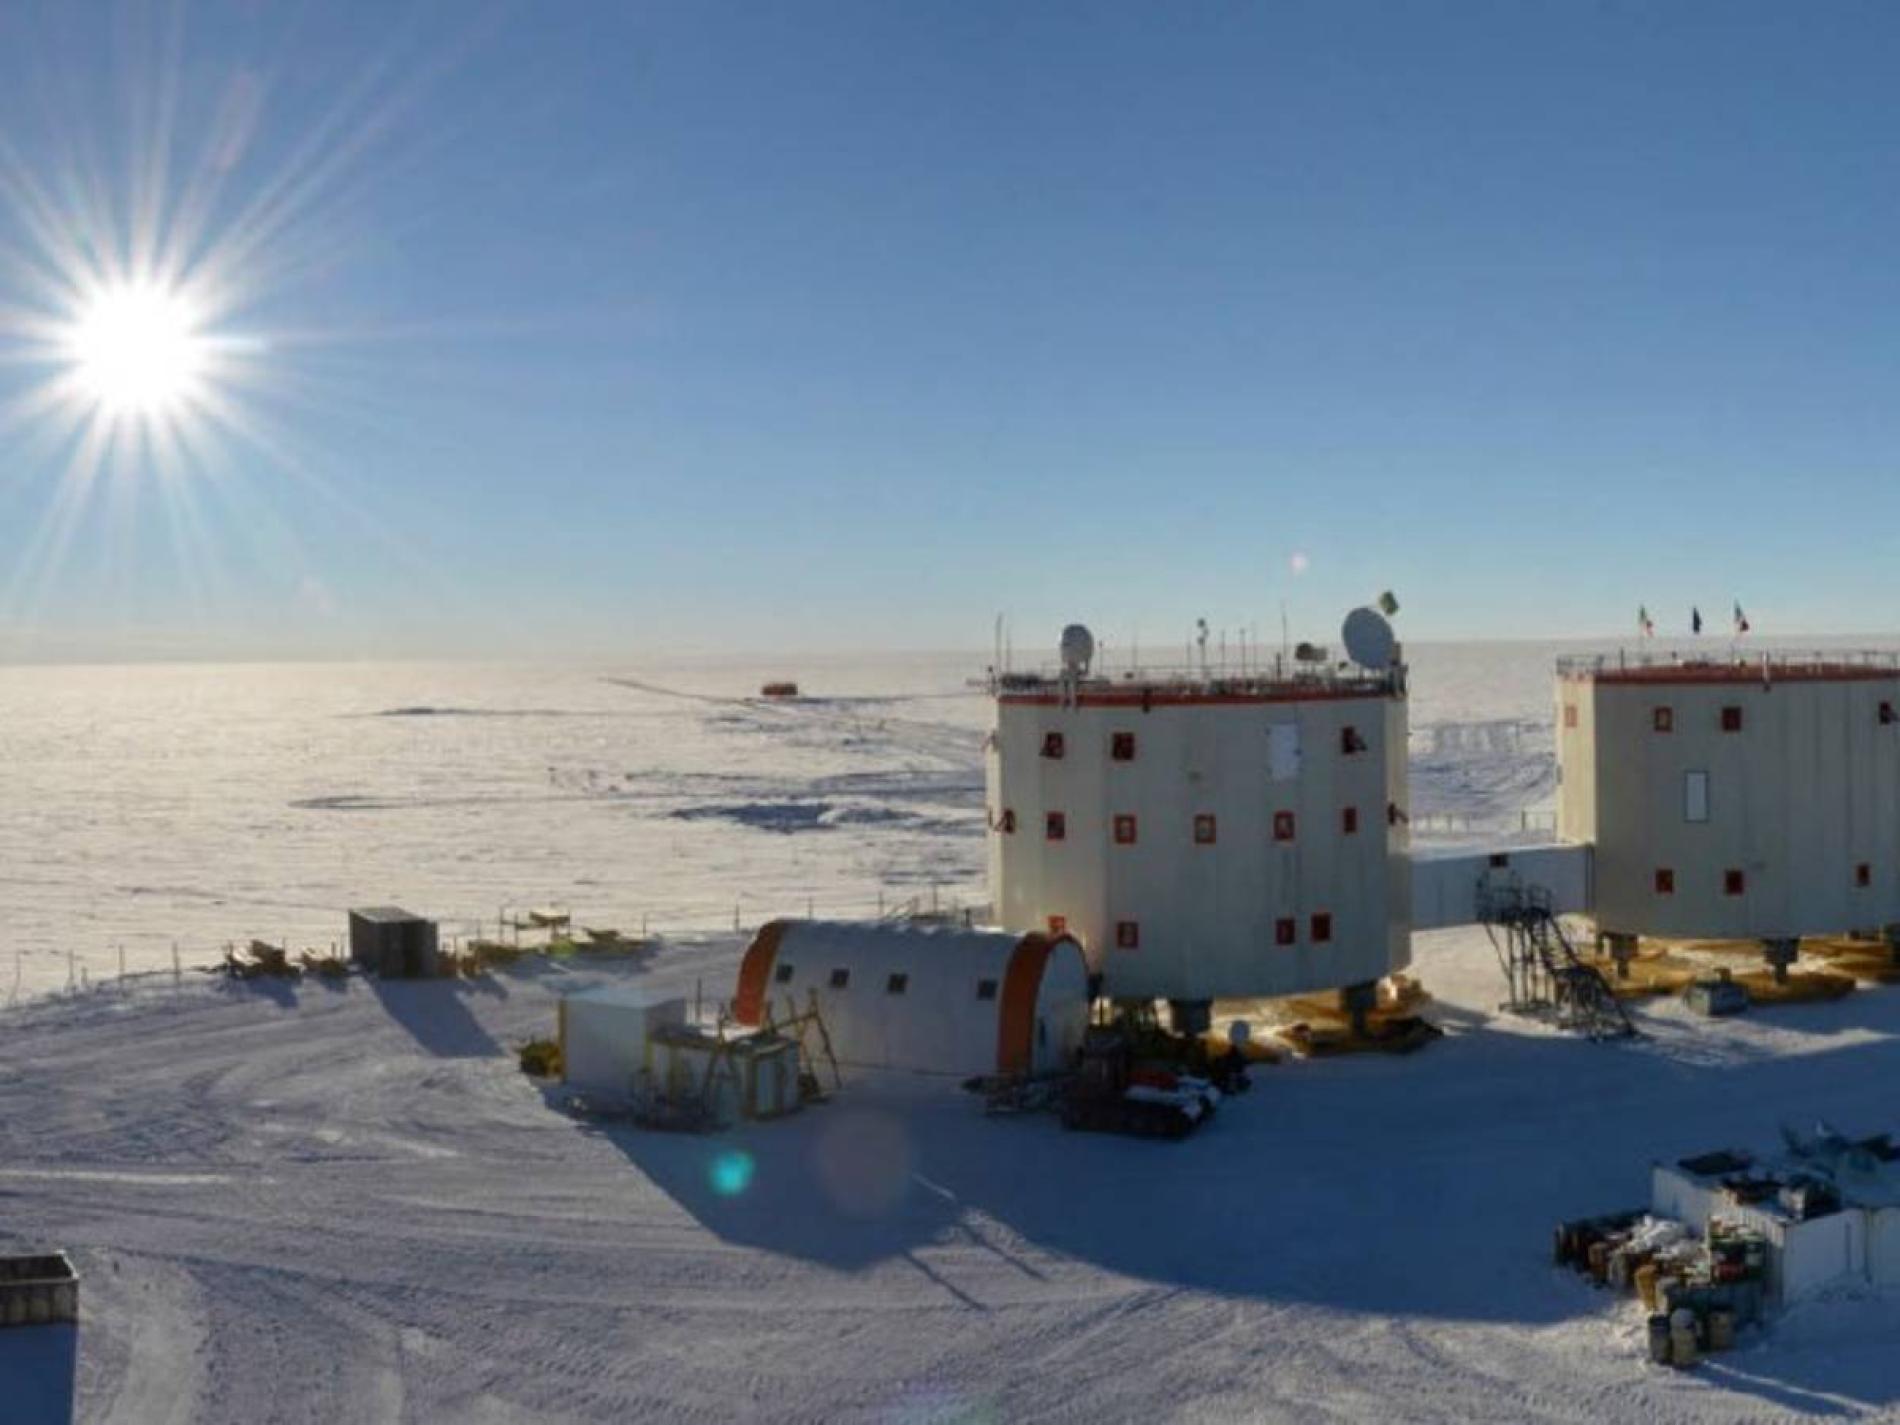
[
  {"left": 1692, "top": 606, "right": 1703, "bottom": 635},
  {"left": 1638, "top": 605, "right": 1655, "bottom": 638},
  {"left": 1734, "top": 600, "right": 1750, "bottom": 635}
]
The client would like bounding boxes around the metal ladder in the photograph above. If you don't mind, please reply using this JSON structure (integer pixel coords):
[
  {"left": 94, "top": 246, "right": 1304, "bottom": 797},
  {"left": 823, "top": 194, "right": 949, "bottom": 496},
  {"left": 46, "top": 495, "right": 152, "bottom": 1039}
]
[{"left": 1478, "top": 878, "right": 1637, "bottom": 1041}]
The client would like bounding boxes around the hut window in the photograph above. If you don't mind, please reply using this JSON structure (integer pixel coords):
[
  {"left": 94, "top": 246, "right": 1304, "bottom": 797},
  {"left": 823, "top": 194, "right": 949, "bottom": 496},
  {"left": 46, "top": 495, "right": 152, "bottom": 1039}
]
[
  {"left": 997, "top": 808, "right": 1016, "bottom": 834},
  {"left": 774, "top": 963, "right": 795, "bottom": 984},
  {"left": 1040, "top": 730, "right": 1065, "bottom": 759},
  {"left": 1113, "top": 814, "right": 1138, "bottom": 845},
  {"left": 1115, "top": 920, "right": 1140, "bottom": 949},
  {"left": 1310, "top": 913, "right": 1333, "bottom": 943},
  {"left": 1340, "top": 725, "right": 1367, "bottom": 755},
  {"left": 1046, "top": 811, "right": 1066, "bottom": 841},
  {"left": 1111, "top": 732, "right": 1137, "bottom": 762},
  {"left": 976, "top": 979, "right": 997, "bottom": 1001},
  {"left": 1721, "top": 706, "right": 1744, "bottom": 733},
  {"left": 1342, "top": 806, "right": 1359, "bottom": 835},
  {"left": 1724, "top": 869, "right": 1745, "bottom": 897},
  {"left": 1273, "top": 810, "right": 1296, "bottom": 842},
  {"left": 1684, "top": 771, "right": 1710, "bottom": 823},
  {"left": 1653, "top": 707, "right": 1673, "bottom": 733},
  {"left": 1047, "top": 914, "right": 1067, "bottom": 935},
  {"left": 886, "top": 973, "right": 908, "bottom": 995},
  {"left": 1857, "top": 863, "right": 1872, "bottom": 888},
  {"left": 829, "top": 968, "right": 851, "bottom": 989},
  {"left": 1563, "top": 704, "right": 1577, "bottom": 729},
  {"left": 1193, "top": 813, "right": 1217, "bottom": 845},
  {"left": 1489, "top": 852, "right": 1509, "bottom": 868},
  {"left": 1654, "top": 868, "right": 1674, "bottom": 895},
  {"left": 1883, "top": 701, "right": 1896, "bottom": 726},
  {"left": 1275, "top": 917, "right": 1296, "bottom": 947}
]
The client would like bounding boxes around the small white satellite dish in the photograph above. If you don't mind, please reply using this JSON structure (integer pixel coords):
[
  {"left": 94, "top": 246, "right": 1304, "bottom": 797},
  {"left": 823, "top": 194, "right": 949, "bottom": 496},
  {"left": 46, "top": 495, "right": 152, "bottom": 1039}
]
[
  {"left": 1059, "top": 623, "right": 1095, "bottom": 676},
  {"left": 1342, "top": 607, "right": 1396, "bottom": 670}
]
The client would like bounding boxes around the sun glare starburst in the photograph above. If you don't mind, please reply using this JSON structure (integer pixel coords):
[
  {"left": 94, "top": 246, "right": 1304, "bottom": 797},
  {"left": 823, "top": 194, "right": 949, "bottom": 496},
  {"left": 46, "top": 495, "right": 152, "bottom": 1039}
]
[{"left": 65, "top": 281, "right": 211, "bottom": 418}]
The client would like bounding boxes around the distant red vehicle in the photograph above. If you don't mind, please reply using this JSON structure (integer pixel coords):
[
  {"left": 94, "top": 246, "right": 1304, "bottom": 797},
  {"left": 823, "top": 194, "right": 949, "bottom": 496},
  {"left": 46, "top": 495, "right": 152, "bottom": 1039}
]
[{"left": 759, "top": 681, "right": 800, "bottom": 699}]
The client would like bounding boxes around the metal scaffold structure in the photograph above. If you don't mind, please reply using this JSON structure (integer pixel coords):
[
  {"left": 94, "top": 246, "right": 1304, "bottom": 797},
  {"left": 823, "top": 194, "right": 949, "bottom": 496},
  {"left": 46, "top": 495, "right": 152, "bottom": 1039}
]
[{"left": 1478, "top": 877, "right": 1636, "bottom": 1041}]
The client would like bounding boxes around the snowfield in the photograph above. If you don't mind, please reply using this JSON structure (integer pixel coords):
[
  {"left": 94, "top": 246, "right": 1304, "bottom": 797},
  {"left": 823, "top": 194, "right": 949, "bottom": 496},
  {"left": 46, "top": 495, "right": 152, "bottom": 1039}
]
[
  {"left": 5, "top": 935, "right": 1900, "bottom": 1422},
  {"left": 5, "top": 641, "right": 1900, "bottom": 1422}
]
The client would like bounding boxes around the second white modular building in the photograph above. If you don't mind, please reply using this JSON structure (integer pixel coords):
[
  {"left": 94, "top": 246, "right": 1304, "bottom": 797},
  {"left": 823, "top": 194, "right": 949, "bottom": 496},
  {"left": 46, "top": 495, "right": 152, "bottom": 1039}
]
[
  {"left": 733, "top": 919, "right": 1091, "bottom": 1077},
  {"left": 986, "top": 655, "right": 1410, "bottom": 1022},
  {"left": 1558, "top": 652, "right": 1900, "bottom": 943}
]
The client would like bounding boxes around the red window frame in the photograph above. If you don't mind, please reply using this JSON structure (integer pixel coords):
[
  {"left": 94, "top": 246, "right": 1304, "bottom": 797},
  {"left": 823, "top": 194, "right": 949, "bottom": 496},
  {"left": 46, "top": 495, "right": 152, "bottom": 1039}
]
[
  {"left": 1193, "top": 813, "right": 1217, "bottom": 845},
  {"left": 1724, "top": 868, "right": 1745, "bottom": 896},
  {"left": 1274, "top": 917, "right": 1296, "bottom": 947},
  {"left": 1110, "top": 732, "right": 1137, "bottom": 762},
  {"left": 1047, "top": 914, "right": 1067, "bottom": 935},
  {"left": 1654, "top": 868, "right": 1674, "bottom": 895},
  {"left": 1041, "top": 730, "right": 1065, "bottom": 759},
  {"left": 1115, "top": 919, "right": 1140, "bottom": 949},
  {"left": 1653, "top": 707, "right": 1673, "bottom": 733},
  {"left": 1273, "top": 810, "right": 1296, "bottom": 842},
  {"left": 997, "top": 808, "right": 1016, "bottom": 834},
  {"left": 1341, "top": 806, "right": 1359, "bottom": 835},
  {"left": 1045, "top": 811, "right": 1066, "bottom": 842},
  {"left": 1113, "top": 814, "right": 1138, "bottom": 845},
  {"left": 1721, "top": 706, "right": 1744, "bottom": 733},
  {"left": 1310, "top": 913, "right": 1333, "bottom": 943},
  {"left": 1563, "top": 704, "right": 1578, "bottom": 729}
]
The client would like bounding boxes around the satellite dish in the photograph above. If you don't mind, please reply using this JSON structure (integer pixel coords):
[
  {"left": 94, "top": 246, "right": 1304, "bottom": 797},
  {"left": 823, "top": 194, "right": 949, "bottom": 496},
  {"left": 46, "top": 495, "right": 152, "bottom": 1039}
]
[
  {"left": 1059, "top": 623, "right": 1095, "bottom": 676},
  {"left": 1342, "top": 607, "right": 1396, "bottom": 670}
]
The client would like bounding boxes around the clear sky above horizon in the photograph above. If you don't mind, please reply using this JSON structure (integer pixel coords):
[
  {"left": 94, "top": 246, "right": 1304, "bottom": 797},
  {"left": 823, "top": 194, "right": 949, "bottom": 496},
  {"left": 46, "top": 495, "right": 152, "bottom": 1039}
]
[{"left": 3, "top": 0, "right": 1900, "bottom": 662}]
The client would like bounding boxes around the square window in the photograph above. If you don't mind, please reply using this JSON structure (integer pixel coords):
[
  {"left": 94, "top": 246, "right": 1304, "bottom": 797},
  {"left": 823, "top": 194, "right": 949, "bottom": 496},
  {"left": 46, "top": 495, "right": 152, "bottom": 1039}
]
[
  {"left": 1041, "top": 730, "right": 1065, "bottom": 759},
  {"left": 1111, "top": 731, "right": 1137, "bottom": 761},
  {"left": 886, "top": 973, "right": 908, "bottom": 995},
  {"left": 975, "top": 978, "right": 998, "bottom": 1001},
  {"left": 1046, "top": 811, "right": 1066, "bottom": 841},
  {"left": 1113, "top": 814, "right": 1138, "bottom": 845},
  {"left": 1489, "top": 852, "right": 1510, "bottom": 869},
  {"left": 829, "top": 968, "right": 850, "bottom": 989},
  {"left": 1653, "top": 707, "right": 1673, "bottom": 733},
  {"left": 1724, "top": 869, "right": 1745, "bottom": 897},
  {"left": 996, "top": 807, "right": 1016, "bottom": 834},
  {"left": 1193, "top": 813, "right": 1217, "bottom": 845},
  {"left": 1275, "top": 917, "right": 1296, "bottom": 947},
  {"left": 1654, "top": 868, "right": 1674, "bottom": 895},
  {"left": 1115, "top": 920, "right": 1140, "bottom": 949},
  {"left": 1342, "top": 806, "right": 1359, "bottom": 835},
  {"left": 1857, "top": 862, "right": 1872, "bottom": 888},
  {"left": 774, "top": 963, "right": 795, "bottom": 984},
  {"left": 1882, "top": 701, "right": 1896, "bottom": 726},
  {"left": 1310, "top": 913, "right": 1333, "bottom": 943},
  {"left": 1047, "top": 914, "right": 1067, "bottom": 935},
  {"left": 1564, "top": 704, "right": 1578, "bottom": 729},
  {"left": 1340, "top": 725, "right": 1366, "bottom": 755},
  {"left": 1721, "top": 706, "right": 1744, "bottom": 733},
  {"left": 1273, "top": 810, "right": 1296, "bottom": 842}
]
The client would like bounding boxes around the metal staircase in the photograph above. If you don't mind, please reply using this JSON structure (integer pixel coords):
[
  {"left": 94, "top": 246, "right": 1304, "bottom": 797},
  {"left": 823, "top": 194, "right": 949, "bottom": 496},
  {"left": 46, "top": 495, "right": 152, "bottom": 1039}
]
[{"left": 1477, "top": 878, "right": 1637, "bottom": 1041}]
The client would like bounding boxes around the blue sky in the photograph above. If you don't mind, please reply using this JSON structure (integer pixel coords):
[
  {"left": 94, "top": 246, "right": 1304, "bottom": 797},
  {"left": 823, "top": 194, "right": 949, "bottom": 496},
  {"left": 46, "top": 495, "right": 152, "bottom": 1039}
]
[{"left": 3, "top": 1, "right": 1899, "bottom": 660}]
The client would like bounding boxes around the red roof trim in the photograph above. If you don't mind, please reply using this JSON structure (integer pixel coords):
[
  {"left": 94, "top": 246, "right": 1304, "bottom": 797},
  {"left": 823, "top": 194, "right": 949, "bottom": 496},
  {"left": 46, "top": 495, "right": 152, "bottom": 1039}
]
[
  {"left": 1568, "top": 665, "right": 1900, "bottom": 687},
  {"left": 998, "top": 688, "right": 1394, "bottom": 708}
]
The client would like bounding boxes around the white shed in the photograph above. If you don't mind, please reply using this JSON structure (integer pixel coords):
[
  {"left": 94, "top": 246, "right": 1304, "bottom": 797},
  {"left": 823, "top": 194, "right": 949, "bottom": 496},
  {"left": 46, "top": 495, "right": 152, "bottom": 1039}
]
[
  {"left": 734, "top": 919, "right": 1091, "bottom": 1077},
  {"left": 559, "top": 985, "right": 688, "bottom": 1101}
]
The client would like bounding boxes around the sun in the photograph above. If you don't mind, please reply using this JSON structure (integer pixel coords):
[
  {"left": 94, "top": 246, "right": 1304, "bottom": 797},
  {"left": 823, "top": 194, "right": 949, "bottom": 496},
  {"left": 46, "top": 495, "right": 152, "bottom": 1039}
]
[{"left": 65, "top": 281, "right": 210, "bottom": 418}]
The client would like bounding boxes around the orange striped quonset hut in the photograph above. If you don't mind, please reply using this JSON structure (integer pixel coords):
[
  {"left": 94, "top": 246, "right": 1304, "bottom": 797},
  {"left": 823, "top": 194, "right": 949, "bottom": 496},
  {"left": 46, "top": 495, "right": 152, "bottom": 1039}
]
[{"left": 734, "top": 919, "right": 1091, "bottom": 1077}]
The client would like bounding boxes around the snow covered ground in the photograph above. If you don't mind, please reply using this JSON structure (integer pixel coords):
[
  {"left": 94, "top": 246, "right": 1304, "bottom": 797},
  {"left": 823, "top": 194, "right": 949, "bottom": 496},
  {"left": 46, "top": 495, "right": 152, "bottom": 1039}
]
[
  {"left": 4, "top": 931, "right": 1900, "bottom": 1422},
  {"left": 6, "top": 638, "right": 1900, "bottom": 1421}
]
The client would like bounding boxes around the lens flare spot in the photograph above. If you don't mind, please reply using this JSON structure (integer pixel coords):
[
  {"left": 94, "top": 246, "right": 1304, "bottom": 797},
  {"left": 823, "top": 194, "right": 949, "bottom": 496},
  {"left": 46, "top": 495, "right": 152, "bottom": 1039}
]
[{"left": 710, "top": 1148, "right": 755, "bottom": 1197}]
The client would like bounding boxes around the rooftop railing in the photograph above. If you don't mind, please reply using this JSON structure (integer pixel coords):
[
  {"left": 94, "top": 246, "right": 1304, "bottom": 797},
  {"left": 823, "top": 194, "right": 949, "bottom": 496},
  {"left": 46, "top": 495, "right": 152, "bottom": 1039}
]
[{"left": 1556, "top": 649, "right": 1900, "bottom": 679}]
